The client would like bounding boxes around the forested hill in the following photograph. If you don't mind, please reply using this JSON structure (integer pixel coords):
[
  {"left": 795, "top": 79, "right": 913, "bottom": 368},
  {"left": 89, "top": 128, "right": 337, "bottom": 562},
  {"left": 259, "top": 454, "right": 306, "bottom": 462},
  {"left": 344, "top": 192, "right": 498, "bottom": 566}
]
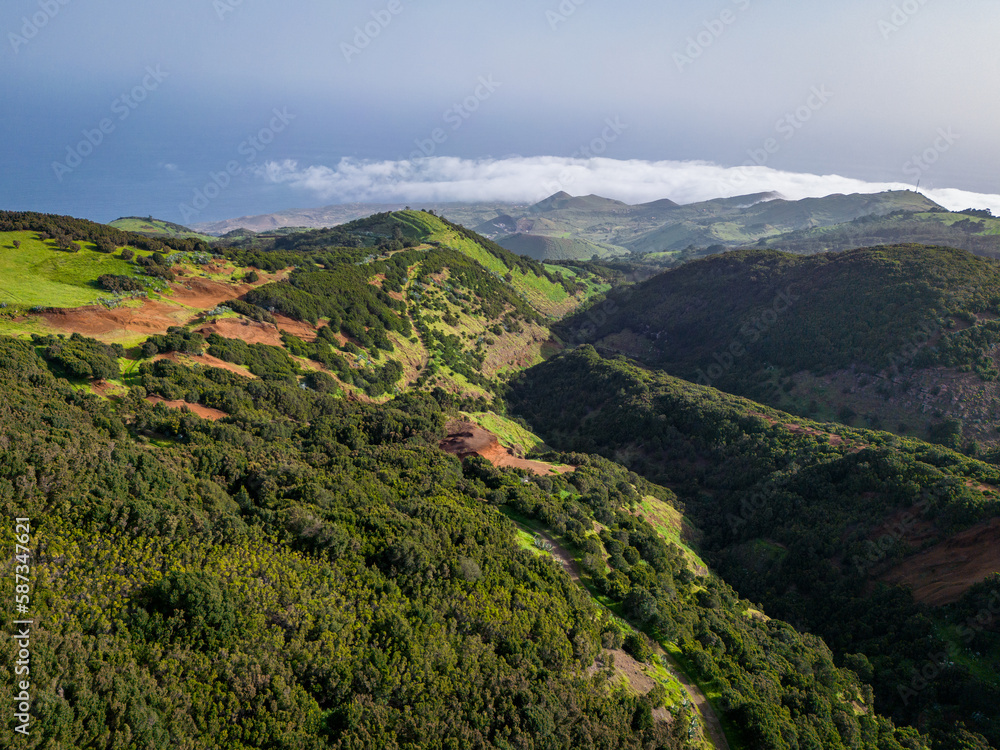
[
  {"left": 0, "top": 336, "right": 935, "bottom": 750},
  {"left": 557, "top": 244, "right": 1000, "bottom": 448},
  {"left": 509, "top": 345, "right": 1000, "bottom": 749},
  {"left": 752, "top": 208, "right": 1000, "bottom": 258}
]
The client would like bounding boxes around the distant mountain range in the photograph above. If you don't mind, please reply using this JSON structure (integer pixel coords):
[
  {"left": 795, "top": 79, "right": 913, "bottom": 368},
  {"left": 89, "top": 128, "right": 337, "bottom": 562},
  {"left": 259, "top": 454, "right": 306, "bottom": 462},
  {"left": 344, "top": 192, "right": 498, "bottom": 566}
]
[{"left": 189, "top": 189, "right": 954, "bottom": 261}]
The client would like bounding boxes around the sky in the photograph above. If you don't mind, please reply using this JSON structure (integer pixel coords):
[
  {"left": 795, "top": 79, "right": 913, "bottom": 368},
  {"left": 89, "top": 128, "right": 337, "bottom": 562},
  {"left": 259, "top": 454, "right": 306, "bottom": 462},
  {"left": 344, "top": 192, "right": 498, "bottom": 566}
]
[{"left": 2, "top": 0, "right": 999, "bottom": 224}]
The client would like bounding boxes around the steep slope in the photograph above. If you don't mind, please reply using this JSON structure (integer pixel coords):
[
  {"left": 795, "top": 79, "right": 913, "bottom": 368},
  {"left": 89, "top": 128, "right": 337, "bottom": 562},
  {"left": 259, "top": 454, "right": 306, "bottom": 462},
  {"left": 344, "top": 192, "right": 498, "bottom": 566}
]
[
  {"left": 559, "top": 244, "right": 1000, "bottom": 449},
  {"left": 509, "top": 346, "right": 1000, "bottom": 748},
  {"left": 0, "top": 337, "right": 939, "bottom": 750},
  {"left": 0, "top": 339, "right": 702, "bottom": 749}
]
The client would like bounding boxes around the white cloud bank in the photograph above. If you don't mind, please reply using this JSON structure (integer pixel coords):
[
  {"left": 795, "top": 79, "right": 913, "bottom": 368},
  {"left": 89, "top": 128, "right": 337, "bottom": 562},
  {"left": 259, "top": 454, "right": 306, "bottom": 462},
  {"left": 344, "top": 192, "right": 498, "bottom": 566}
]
[{"left": 258, "top": 156, "right": 1000, "bottom": 214}]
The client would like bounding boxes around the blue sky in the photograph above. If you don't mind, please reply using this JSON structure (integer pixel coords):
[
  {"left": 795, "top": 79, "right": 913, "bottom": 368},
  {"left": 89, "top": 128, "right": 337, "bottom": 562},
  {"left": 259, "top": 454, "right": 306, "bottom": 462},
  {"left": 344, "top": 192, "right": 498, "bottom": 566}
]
[{"left": 3, "top": 0, "right": 999, "bottom": 223}]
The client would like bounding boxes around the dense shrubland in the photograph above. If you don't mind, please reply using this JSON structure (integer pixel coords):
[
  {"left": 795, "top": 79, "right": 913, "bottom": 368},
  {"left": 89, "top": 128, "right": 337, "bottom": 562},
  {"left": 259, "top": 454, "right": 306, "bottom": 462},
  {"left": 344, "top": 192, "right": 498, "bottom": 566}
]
[{"left": 509, "top": 346, "right": 1000, "bottom": 748}]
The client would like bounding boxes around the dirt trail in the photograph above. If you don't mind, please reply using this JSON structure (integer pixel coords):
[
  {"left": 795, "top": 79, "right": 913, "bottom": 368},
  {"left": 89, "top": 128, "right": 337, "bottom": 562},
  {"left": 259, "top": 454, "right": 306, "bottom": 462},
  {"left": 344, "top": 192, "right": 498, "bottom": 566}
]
[
  {"left": 530, "top": 528, "right": 582, "bottom": 581},
  {"left": 510, "top": 520, "right": 729, "bottom": 749},
  {"left": 651, "top": 645, "right": 731, "bottom": 750},
  {"left": 439, "top": 420, "right": 574, "bottom": 476},
  {"left": 441, "top": 423, "right": 727, "bottom": 748}
]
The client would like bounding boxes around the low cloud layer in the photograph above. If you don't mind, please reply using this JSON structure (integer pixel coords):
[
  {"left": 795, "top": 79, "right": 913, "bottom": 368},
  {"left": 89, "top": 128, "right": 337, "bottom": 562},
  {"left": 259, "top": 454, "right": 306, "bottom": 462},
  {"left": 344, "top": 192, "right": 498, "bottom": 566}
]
[{"left": 259, "top": 156, "right": 1000, "bottom": 214}]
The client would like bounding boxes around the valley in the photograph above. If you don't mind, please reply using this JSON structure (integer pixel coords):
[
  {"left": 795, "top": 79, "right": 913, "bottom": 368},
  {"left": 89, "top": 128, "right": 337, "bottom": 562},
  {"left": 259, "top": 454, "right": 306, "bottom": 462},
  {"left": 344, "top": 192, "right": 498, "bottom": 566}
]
[{"left": 0, "top": 201, "right": 998, "bottom": 750}]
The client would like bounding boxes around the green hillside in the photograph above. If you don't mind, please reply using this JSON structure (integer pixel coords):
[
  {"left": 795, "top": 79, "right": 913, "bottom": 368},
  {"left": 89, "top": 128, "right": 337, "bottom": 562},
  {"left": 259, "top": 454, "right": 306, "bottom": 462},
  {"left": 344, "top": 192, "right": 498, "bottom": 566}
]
[
  {"left": 498, "top": 232, "right": 628, "bottom": 261},
  {"left": 624, "top": 190, "right": 940, "bottom": 254},
  {"left": 509, "top": 345, "right": 1000, "bottom": 748},
  {"left": 0, "top": 231, "right": 138, "bottom": 308},
  {"left": 0, "top": 209, "right": 614, "bottom": 401},
  {"left": 559, "top": 244, "right": 1000, "bottom": 447},
  {"left": 755, "top": 209, "right": 1000, "bottom": 258},
  {"left": 110, "top": 216, "right": 216, "bottom": 242},
  {"left": 0, "top": 331, "right": 945, "bottom": 750}
]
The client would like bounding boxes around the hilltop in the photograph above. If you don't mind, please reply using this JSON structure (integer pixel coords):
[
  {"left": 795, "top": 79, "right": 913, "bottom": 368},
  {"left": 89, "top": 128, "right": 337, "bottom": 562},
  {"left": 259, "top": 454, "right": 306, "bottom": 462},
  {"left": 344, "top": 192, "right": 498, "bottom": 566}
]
[
  {"left": 0, "top": 209, "right": 612, "bottom": 402},
  {"left": 110, "top": 216, "right": 216, "bottom": 242},
  {"left": 479, "top": 189, "right": 940, "bottom": 259},
  {"left": 753, "top": 207, "right": 1000, "bottom": 257}
]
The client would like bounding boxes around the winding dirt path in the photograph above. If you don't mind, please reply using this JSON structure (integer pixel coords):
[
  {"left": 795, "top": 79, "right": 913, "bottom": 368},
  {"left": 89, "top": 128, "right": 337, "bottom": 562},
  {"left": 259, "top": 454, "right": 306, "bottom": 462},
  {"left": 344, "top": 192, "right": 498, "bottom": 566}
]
[
  {"left": 510, "top": 519, "right": 730, "bottom": 750},
  {"left": 653, "top": 645, "right": 731, "bottom": 750}
]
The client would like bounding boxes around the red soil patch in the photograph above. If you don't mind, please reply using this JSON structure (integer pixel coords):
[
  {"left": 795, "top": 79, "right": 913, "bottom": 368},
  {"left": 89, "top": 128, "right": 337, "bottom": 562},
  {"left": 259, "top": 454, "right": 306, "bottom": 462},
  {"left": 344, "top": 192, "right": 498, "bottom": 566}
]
[
  {"left": 273, "top": 314, "right": 319, "bottom": 341},
  {"left": 881, "top": 517, "right": 1000, "bottom": 605},
  {"left": 869, "top": 505, "right": 938, "bottom": 548},
  {"left": 91, "top": 380, "right": 116, "bottom": 398},
  {"left": 965, "top": 479, "right": 1000, "bottom": 495},
  {"left": 39, "top": 271, "right": 288, "bottom": 343},
  {"left": 145, "top": 396, "right": 228, "bottom": 421},
  {"left": 195, "top": 313, "right": 317, "bottom": 347},
  {"left": 152, "top": 352, "right": 255, "bottom": 378},
  {"left": 168, "top": 277, "right": 252, "bottom": 308},
  {"left": 43, "top": 300, "right": 190, "bottom": 338},
  {"left": 197, "top": 318, "right": 283, "bottom": 346},
  {"left": 439, "top": 420, "right": 574, "bottom": 476}
]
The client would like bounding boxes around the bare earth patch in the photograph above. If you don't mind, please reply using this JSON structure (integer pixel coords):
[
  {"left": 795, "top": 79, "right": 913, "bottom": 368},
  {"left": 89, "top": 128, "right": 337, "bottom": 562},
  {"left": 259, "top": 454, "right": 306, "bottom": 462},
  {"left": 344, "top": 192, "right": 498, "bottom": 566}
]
[
  {"left": 439, "top": 420, "right": 574, "bottom": 476},
  {"left": 145, "top": 396, "right": 228, "bottom": 421},
  {"left": 197, "top": 318, "right": 284, "bottom": 346},
  {"left": 881, "top": 517, "right": 1000, "bottom": 605},
  {"left": 588, "top": 649, "right": 673, "bottom": 724},
  {"left": 749, "top": 412, "right": 863, "bottom": 451},
  {"left": 37, "top": 271, "right": 286, "bottom": 344}
]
